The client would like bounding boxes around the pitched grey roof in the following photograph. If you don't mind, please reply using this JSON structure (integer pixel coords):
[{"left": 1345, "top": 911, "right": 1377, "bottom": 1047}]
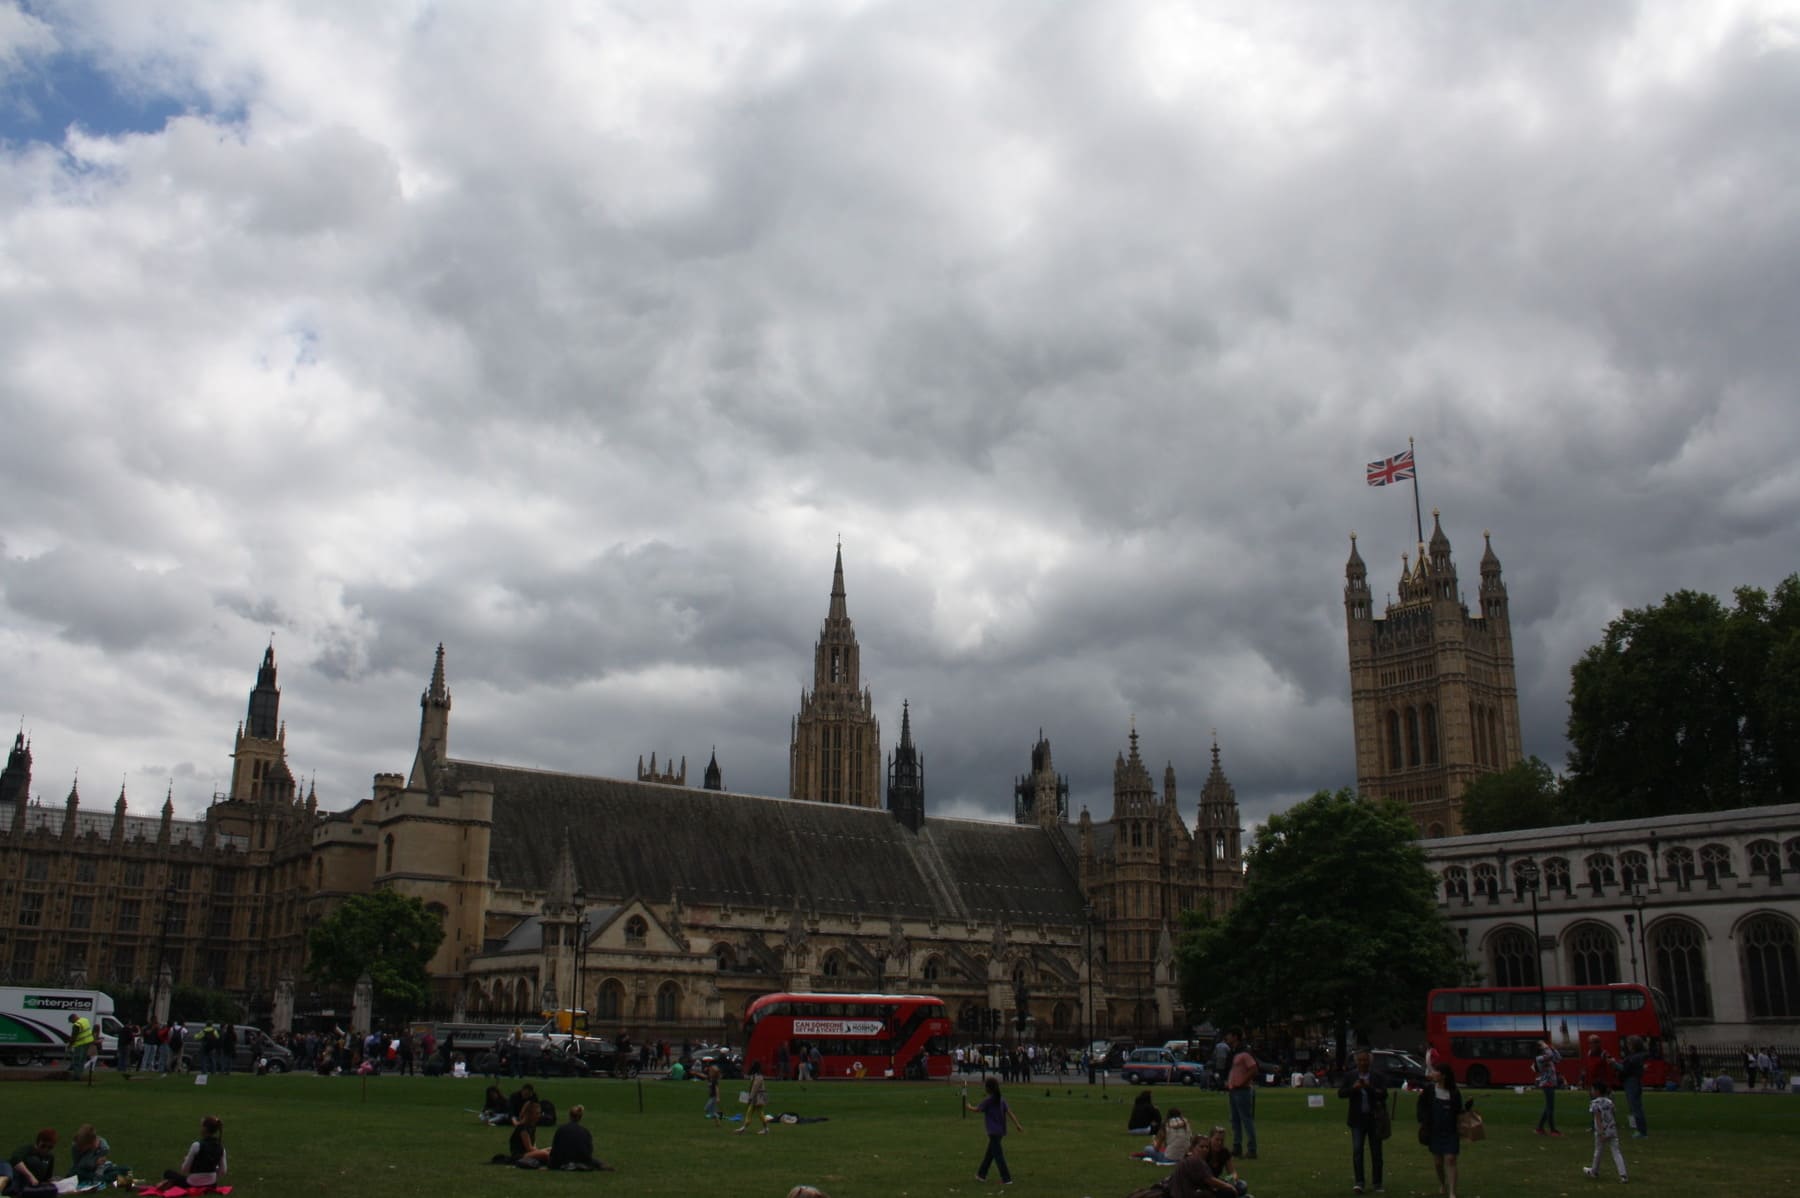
[{"left": 448, "top": 760, "right": 1086, "bottom": 926}]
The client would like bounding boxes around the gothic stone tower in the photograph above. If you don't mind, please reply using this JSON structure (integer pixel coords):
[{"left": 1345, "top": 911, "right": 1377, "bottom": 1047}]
[
  {"left": 789, "top": 546, "right": 882, "bottom": 807},
  {"left": 1345, "top": 512, "right": 1523, "bottom": 837},
  {"left": 886, "top": 700, "right": 924, "bottom": 831},
  {"left": 229, "top": 644, "right": 296, "bottom": 804},
  {"left": 1013, "top": 730, "right": 1069, "bottom": 829}
]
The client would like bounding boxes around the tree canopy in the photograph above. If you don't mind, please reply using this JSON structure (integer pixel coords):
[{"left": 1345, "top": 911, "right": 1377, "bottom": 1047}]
[
  {"left": 1176, "top": 789, "right": 1467, "bottom": 1053},
  {"left": 1565, "top": 577, "right": 1800, "bottom": 820},
  {"left": 306, "top": 889, "right": 445, "bottom": 1019},
  {"left": 1459, "top": 755, "right": 1567, "bottom": 834}
]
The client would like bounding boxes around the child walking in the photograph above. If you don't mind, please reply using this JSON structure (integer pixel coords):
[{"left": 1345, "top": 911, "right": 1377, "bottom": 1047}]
[
  {"left": 1582, "top": 1081, "right": 1628, "bottom": 1183},
  {"left": 965, "top": 1076, "right": 1024, "bottom": 1184}
]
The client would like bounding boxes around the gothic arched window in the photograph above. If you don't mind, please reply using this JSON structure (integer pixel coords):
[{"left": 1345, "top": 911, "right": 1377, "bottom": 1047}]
[
  {"left": 383, "top": 834, "right": 395, "bottom": 873},
  {"left": 1584, "top": 854, "right": 1617, "bottom": 895},
  {"left": 655, "top": 981, "right": 680, "bottom": 1022},
  {"left": 1406, "top": 707, "right": 1421, "bottom": 767},
  {"left": 1740, "top": 914, "right": 1800, "bottom": 1019},
  {"left": 1567, "top": 922, "right": 1620, "bottom": 985},
  {"left": 1649, "top": 918, "right": 1711, "bottom": 1020},
  {"left": 1544, "top": 857, "right": 1572, "bottom": 895},
  {"left": 1700, "top": 844, "right": 1733, "bottom": 886},
  {"left": 1472, "top": 863, "right": 1499, "bottom": 901},
  {"left": 596, "top": 978, "right": 624, "bottom": 1020},
  {"left": 1489, "top": 926, "right": 1538, "bottom": 988},
  {"left": 1665, "top": 846, "right": 1696, "bottom": 888},
  {"left": 923, "top": 956, "right": 942, "bottom": 981},
  {"left": 1786, "top": 838, "right": 1800, "bottom": 876},
  {"left": 1512, "top": 858, "right": 1539, "bottom": 897},
  {"left": 821, "top": 951, "right": 843, "bottom": 977},
  {"left": 624, "top": 916, "right": 648, "bottom": 947},
  {"left": 1386, "top": 711, "right": 1403, "bottom": 771},
  {"left": 1747, "top": 840, "right": 1781, "bottom": 882},
  {"left": 1052, "top": 1002, "right": 1071, "bottom": 1031},
  {"left": 1423, "top": 703, "right": 1440, "bottom": 765},
  {"left": 1442, "top": 867, "right": 1469, "bottom": 902},
  {"left": 1619, "top": 851, "right": 1649, "bottom": 888}
]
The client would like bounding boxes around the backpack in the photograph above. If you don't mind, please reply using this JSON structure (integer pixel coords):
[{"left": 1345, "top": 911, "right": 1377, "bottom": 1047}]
[{"left": 537, "top": 1100, "right": 558, "bottom": 1126}]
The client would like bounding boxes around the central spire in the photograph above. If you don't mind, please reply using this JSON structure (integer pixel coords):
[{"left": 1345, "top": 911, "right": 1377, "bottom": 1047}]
[
  {"left": 829, "top": 541, "right": 848, "bottom": 622},
  {"left": 790, "top": 544, "right": 882, "bottom": 807}
]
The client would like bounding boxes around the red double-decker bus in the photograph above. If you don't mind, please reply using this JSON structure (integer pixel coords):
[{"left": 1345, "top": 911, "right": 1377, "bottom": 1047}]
[
  {"left": 743, "top": 992, "right": 953, "bottom": 1080},
  {"left": 1426, "top": 983, "right": 1678, "bottom": 1089}
]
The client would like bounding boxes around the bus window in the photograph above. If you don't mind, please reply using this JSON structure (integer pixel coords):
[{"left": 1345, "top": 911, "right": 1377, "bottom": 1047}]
[
  {"left": 1431, "top": 993, "right": 1462, "bottom": 1013},
  {"left": 1614, "top": 991, "right": 1645, "bottom": 1011}
]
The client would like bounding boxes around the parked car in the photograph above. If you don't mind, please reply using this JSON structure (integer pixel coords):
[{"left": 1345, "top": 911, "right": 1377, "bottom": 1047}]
[
  {"left": 690, "top": 1045, "right": 743, "bottom": 1079},
  {"left": 541, "top": 1034, "right": 639, "bottom": 1078},
  {"left": 179, "top": 1023, "right": 295, "bottom": 1073},
  {"left": 1328, "top": 1048, "right": 1430, "bottom": 1090},
  {"left": 473, "top": 1040, "right": 592, "bottom": 1077},
  {"left": 1120, "top": 1047, "right": 1205, "bottom": 1086}
]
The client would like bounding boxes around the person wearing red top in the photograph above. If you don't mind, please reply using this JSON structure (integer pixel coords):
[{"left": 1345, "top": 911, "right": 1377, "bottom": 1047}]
[{"left": 1223, "top": 1029, "right": 1259, "bottom": 1160}]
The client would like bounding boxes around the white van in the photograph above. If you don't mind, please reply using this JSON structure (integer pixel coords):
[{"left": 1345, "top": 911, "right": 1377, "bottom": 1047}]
[{"left": 0, "top": 987, "right": 120, "bottom": 1065}]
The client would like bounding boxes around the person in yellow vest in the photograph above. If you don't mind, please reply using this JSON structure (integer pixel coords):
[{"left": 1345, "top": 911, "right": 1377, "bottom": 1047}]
[{"left": 68, "top": 1013, "right": 98, "bottom": 1076}]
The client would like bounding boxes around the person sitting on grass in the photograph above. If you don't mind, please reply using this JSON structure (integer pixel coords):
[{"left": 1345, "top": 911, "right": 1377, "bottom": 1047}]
[
  {"left": 548, "top": 1105, "right": 613, "bottom": 1171},
  {"left": 71, "top": 1124, "right": 130, "bottom": 1188},
  {"left": 1134, "top": 1107, "right": 1193, "bottom": 1164},
  {"left": 480, "top": 1085, "right": 511, "bottom": 1124},
  {"left": 507, "top": 1102, "right": 552, "bottom": 1167},
  {"left": 1129, "top": 1089, "right": 1162, "bottom": 1136},
  {"left": 7, "top": 1130, "right": 56, "bottom": 1191},
  {"left": 163, "top": 1115, "right": 227, "bottom": 1190}
]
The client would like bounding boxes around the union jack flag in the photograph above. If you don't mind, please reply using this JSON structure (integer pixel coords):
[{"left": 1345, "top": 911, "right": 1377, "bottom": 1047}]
[{"left": 1366, "top": 448, "right": 1416, "bottom": 487}]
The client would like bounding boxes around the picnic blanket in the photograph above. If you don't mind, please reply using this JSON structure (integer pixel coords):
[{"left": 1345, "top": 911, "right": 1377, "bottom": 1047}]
[{"left": 135, "top": 1185, "right": 233, "bottom": 1197}]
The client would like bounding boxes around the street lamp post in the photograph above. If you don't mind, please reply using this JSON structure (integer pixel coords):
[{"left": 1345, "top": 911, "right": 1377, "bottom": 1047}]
[
  {"left": 1084, "top": 904, "right": 1096, "bottom": 1085},
  {"left": 573, "top": 890, "right": 589, "bottom": 1033},
  {"left": 1631, "top": 886, "right": 1649, "bottom": 990},
  {"left": 1520, "top": 861, "right": 1549, "bottom": 1041}
]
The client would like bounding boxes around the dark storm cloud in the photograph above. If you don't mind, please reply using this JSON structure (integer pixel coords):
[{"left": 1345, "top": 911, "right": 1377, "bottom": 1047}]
[{"left": 0, "top": 1, "right": 1796, "bottom": 832}]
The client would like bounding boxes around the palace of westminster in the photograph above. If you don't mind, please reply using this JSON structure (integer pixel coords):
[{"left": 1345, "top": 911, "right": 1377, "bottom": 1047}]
[{"left": 3, "top": 523, "right": 1795, "bottom": 1040}]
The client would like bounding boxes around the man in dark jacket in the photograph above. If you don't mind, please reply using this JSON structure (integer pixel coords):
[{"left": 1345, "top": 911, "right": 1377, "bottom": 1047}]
[
  {"left": 548, "top": 1105, "right": 612, "bottom": 1171},
  {"left": 1337, "top": 1050, "right": 1389, "bottom": 1194}
]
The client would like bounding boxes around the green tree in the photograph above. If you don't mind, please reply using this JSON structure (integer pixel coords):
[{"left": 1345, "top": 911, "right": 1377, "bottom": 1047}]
[
  {"left": 1565, "top": 577, "right": 1800, "bottom": 820},
  {"left": 305, "top": 890, "right": 444, "bottom": 1021},
  {"left": 1176, "top": 789, "right": 1467, "bottom": 1056},
  {"left": 1459, "top": 756, "right": 1566, "bottom": 834}
]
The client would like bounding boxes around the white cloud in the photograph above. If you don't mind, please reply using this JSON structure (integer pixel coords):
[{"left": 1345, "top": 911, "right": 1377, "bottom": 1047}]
[{"left": 1, "top": 1, "right": 1797, "bottom": 834}]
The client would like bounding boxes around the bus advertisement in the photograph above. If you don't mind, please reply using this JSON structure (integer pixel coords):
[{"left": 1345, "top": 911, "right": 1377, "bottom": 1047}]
[
  {"left": 743, "top": 992, "right": 953, "bottom": 1080},
  {"left": 1426, "top": 983, "right": 1677, "bottom": 1089}
]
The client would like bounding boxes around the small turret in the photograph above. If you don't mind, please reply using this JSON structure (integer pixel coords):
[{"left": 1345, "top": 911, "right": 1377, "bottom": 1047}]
[
  {"left": 1344, "top": 533, "right": 1372, "bottom": 623},
  {"left": 703, "top": 748, "right": 722, "bottom": 791},
  {"left": 886, "top": 701, "right": 925, "bottom": 832}
]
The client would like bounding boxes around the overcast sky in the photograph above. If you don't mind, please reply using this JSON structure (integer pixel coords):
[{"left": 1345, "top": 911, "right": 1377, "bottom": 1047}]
[{"left": 3, "top": 2, "right": 1797, "bottom": 833}]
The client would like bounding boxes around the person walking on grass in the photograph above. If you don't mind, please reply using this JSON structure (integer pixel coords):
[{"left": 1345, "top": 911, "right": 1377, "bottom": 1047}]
[
  {"left": 1338, "top": 1049, "right": 1387, "bottom": 1194},
  {"left": 1618, "top": 1036, "right": 1650, "bottom": 1138},
  {"left": 1582, "top": 1080, "right": 1627, "bottom": 1183},
  {"left": 736, "top": 1061, "right": 770, "bottom": 1135},
  {"left": 965, "top": 1076, "right": 1023, "bottom": 1185},
  {"left": 1534, "top": 1039, "right": 1565, "bottom": 1137},
  {"left": 1416, "top": 1062, "right": 1467, "bottom": 1198}
]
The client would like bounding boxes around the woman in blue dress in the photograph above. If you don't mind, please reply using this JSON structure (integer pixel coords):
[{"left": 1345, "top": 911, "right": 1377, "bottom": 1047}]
[{"left": 1415, "top": 1061, "right": 1467, "bottom": 1198}]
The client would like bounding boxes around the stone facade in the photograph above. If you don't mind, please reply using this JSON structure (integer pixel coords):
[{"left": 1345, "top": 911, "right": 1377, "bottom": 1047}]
[
  {"left": 1345, "top": 513, "right": 1523, "bottom": 836},
  {"left": 1423, "top": 805, "right": 1800, "bottom": 1041},
  {"left": 1, "top": 550, "right": 1247, "bottom": 1045},
  {"left": 0, "top": 649, "right": 317, "bottom": 1010}
]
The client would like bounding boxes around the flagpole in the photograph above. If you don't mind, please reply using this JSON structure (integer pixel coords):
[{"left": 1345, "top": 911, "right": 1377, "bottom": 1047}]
[{"left": 1409, "top": 435, "right": 1424, "bottom": 545}]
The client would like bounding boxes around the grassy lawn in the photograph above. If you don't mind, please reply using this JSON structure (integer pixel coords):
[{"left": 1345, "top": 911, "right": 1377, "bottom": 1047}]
[{"left": 4, "top": 1072, "right": 1795, "bottom": 1197}]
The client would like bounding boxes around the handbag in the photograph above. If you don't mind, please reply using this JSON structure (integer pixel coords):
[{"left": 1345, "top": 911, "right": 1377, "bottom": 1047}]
[
  {"left": 1372, "top": 1100, "right": 1393, "bottom": 1141},
  {"left": 1457, "top": 1108, "right": 1485, "bottom": 1142}
]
